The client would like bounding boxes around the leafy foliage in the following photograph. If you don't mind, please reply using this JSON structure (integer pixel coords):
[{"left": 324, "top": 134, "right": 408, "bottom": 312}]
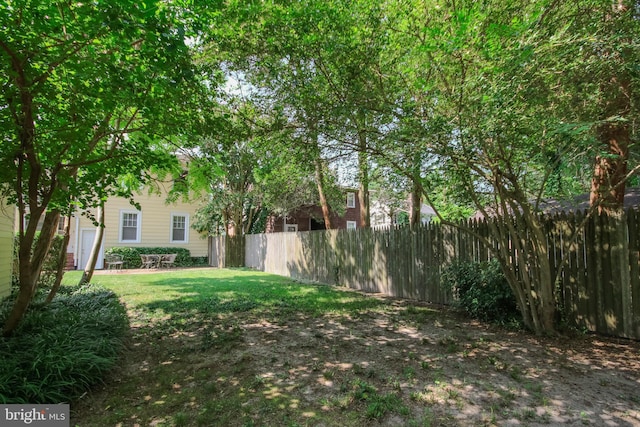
[
  {"left": 12, "top": 234, "right": 66, "bottom": 290},
  {"left": 0, "top": 0, "right": 197, "bottom": 212},
  {"left": 442, "top": 260, "right": 521, "bottom": 325},
  {"left": 1, "top": 0, "right": 208, "bottom": 333},
  {"left": 0, "top": 284, "right": 128, "bottom": 403}
]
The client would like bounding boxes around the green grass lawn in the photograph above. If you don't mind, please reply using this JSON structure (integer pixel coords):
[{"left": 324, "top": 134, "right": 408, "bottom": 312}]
[
  {"left": 64, "top": 268, "right": 402, "bottom": 427},
  {"left": 62, "top": 268, "right": 385, "bottom": 321},
  {"left": 63, "top": 268, "right": 640, "bottom": 427}
]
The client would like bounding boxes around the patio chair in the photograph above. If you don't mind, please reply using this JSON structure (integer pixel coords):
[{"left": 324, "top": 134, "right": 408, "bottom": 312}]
[
  {"left": 140, "top": 254, "right": 157, "bottom": 269},
  {"left": 104, "top": 254, "right": 124, "bottom": 270},
  {"left": 160, "top": 253, "right": 177, "bottom": 268}
]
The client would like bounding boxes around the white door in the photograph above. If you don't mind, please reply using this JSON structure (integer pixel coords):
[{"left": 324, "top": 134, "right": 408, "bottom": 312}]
[{"left": 79, "top": 229, "right": 104, "bottom": 270}]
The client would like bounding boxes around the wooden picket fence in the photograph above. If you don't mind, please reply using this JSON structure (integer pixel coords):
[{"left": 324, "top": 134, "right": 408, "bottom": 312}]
[
  {"left": 209, "top": 209, "right": 640, "bottom": 340},
  {"left": 209, "top": 235, "right": 245, "bottom": 268}
]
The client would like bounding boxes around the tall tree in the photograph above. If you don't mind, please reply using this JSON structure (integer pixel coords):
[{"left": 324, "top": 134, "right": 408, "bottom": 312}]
[
  {"left": 189, "top": 115, "right": 263, "bottom": 236},
  {"left": 552, "top": 1, "right": 637, "bottom": 213},
  {"left": 376, "top": 0, "right": 639, "bottom": 334},
  {"left": 0, "top": 0, "right": 202, "bottom": 334},
  {"left": 204, "top": 0, "right": 386, "bottom": 228}
]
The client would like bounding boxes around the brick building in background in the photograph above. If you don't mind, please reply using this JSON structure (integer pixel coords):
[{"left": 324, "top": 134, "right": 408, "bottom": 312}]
[{"left": 265, "top": 189, "right": 362, "bottom": 233}]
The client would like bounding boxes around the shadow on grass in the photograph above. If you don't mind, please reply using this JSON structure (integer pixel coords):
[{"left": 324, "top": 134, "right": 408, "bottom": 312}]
[
  {"left": 68, "top": 269, "right": 640, "bottom": 427},
  {"left": 132, "top": 271, "right": 390, "bottom": 323}
]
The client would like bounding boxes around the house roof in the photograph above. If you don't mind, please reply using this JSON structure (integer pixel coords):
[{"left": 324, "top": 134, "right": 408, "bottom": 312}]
[
  {"left": 421, "top": 204, "right": 437, "bottom": 216},
  {"left": 472, "top": 187, "right": 640, "bottom": 219},
  {"left": 538, "top": 187, "right": 640, "bottom": 214}
]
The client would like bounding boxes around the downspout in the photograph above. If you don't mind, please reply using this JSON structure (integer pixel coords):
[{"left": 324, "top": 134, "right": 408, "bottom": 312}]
[{"left": 74, "top": 214, "right": 80, "bottom": 269}]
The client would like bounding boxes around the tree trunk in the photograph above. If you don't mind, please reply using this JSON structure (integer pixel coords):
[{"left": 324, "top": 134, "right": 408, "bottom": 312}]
[
  {"left": 232, "top": 207, "right": 243, "bottom": 237},
  {"left": 494, "top": 190, "right": 557, "bottom": 335},
  {"left": 243, "top": 199, "right": 260, "bottom": 235},
  {"left": 306, "top": 117, "right": 333, "bottom": 229},
  {"left": 46, "top": 215, "right": 72, "bottom": 304},
  {"left": 3, "top": 42, "right": 51, "bottom": 335},
  {"left": 409, "top": 184, "right": 421, "bottom": 228},
  {"left": 223, "top": 209, "right": 234, "bottom": 237},
  {"left": 78, "top": 205, "right": 105, "bottom": 286},
  {"left": 589, "top": 120, "right": 630, "bottom": 213},
  {"left": 357, "top": 144, "right": 370, "bottom": 228},
  {"left": 3, "top": 209, "right": 60, "bottom": 336},
  {"left": 30, "top": 211, "right": 61, "bottom": 294},
  {"left": 409, "top": 153, "right": 423, "bottom": 228},
  {"left": 358, "top": 179, "right": 370, "bottom": 228},
  {"left": 315, "top": 157, "right": 333, "bottom": 229},
  {"left": 225, "top": 197, "right": 244, "bottom": 238},
  {"left": 2, "top": 284, "right": 33, "bottom": 337},
  {"left": 357, "top": 110, "right": 370, "bottom": 228}
]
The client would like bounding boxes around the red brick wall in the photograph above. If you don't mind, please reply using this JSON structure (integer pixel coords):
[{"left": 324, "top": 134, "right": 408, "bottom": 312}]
[
  {"left": 265, "top": 190, "right": 363, "bottom": 233},
  {"left": 65, "top": 253, "right": 75, "bottom": 270}
]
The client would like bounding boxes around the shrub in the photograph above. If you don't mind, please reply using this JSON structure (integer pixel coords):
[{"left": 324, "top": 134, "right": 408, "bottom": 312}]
[
  {"left": 442, "top": 260, "right": 520, "bottom": 325},
  {"left": 12, "top": 233, "right": 66, "bottom": 290},
  {"left": 189, "top": 256, "right": 209, "bottom": 267},
  {"left": 0, "top": 283, "right": 129, "bottom": 403}
]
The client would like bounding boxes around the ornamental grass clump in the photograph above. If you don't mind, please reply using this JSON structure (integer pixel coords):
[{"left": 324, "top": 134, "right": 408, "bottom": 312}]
[{"left": 0, "top": 283, "right": 129, "bottom": 403}]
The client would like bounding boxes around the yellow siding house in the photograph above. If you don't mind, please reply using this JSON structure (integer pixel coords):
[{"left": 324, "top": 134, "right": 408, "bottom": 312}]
[
  {"left": 69, "top": 184, "right": 208, "bottom": 270},
  {"left": 0, "top": 199, "right": 14, "bottom": 298}
]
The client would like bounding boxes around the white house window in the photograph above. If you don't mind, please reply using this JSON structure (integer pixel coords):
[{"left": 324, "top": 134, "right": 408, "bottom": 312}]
[
  {"left": 120, "top": 211, "right": 141, "bottom": 243},
  {"left": 284, "top": 218, "right": 298, "bottom": 232},
  {"left": 346, "top": 220, "right": 357, "bottom": 230},
  {"left": 171, "top": 214, "right": 189, "bottom": 243},
  {"left": 24, "top": 214, "right": 67, "bottom": 234},
  {"left": 346, "top": 192, "right": 356, "bottom": 208}
]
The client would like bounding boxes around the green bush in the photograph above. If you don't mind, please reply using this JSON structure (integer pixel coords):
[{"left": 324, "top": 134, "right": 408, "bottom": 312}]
[
  {"left": 442, "top": 260, "right": 520, "bottom": 325},
  {"left": 12, "top": 233, "right": 66, "bottom": 289},
  {"left": 105, "top": 247, "right": 202, "bottom": 268},
  {"left": 189, "top": 256, "right": 209, "bottom": 267},
  {"left": 0, "top": 283, "right": 129, "bottom": 403}
]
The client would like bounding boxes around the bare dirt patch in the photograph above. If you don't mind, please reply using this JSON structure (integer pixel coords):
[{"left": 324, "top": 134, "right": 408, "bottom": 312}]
[{"left": 71, "top": 293, "right": 640, "bottom": 426}]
